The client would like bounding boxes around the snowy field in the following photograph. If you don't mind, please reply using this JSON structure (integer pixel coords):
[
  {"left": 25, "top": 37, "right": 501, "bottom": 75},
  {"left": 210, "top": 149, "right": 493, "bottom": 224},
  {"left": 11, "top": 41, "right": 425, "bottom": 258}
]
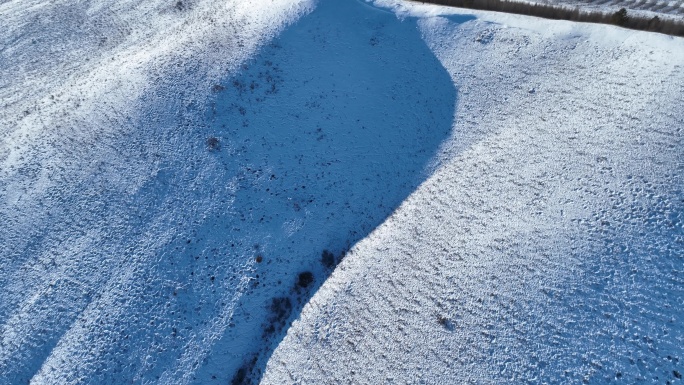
[
  {"left": 263, "top": 2, "right": 684, "bottom": 384},
  {"left": 1, "top": 0, "right": 683, "bottom": 384},
  {"left": 547, "top": 0, "right": 684, "bottom": 18}
]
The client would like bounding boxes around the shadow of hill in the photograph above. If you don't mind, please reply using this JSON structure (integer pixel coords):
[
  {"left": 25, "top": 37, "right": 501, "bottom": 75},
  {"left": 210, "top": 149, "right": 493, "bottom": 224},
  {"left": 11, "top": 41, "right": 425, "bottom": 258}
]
[
  {"left": 0, "top": 1, "right": 473, "bottom": 384},
  {"left": 186, "top": 1, "right": 472, "bottom": 384}
]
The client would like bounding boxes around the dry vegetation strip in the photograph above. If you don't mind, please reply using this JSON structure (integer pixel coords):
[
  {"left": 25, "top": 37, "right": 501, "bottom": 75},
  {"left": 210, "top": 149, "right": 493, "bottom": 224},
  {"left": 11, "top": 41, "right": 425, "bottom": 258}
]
[{"left": 412, "top": 0, "right": 684, "bottom": 36}]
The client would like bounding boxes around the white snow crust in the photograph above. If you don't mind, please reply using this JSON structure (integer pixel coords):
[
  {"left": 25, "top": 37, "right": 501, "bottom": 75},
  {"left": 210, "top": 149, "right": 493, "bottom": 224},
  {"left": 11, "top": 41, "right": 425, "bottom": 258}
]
[
  {"left": 261, "top": 2, "right": 684, "bottom": 385},
  {"left": 1, "top": 0, "right": 683, "bottom": 384}
]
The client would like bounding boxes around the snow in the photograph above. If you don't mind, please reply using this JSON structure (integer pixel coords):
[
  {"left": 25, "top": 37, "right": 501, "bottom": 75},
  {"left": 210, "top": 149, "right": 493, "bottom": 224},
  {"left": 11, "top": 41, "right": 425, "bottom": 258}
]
[
  {"left": 261, "top": 2, "right": 684, "bottom": 385},
  {"left": 545, "top": 0, "right": 684, "bottom": 20},
  {"left": 1, "top": 1, "right": 320, "bottom": 384},
  {"left": 1, "top": 0, "right": 683, "bottom": 384}
]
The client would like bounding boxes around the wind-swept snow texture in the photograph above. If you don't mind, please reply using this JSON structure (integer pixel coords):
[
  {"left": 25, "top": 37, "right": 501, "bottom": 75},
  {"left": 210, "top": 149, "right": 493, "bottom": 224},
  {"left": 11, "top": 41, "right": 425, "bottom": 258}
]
[
  {"left": 2, "top": 0, "right": 683, "bottom": 384},
  {"left": 261, "top": 2, "right": 684, "bottom": 385},
  {"left": 1, "top": 0, "right": 456, "bottom": 384}
]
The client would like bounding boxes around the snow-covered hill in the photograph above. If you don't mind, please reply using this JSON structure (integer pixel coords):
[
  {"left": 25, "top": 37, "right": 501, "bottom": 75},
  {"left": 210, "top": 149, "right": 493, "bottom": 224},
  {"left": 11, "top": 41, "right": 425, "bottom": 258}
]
[
  {"left": 2, "top": 0, "right": 454, "bottom": 383},
  {"left": 1, "top": 0, "right": 682, "bottom": 384},
  {"left": 262, "top": 2, "right": 684, "bottom": 384}
]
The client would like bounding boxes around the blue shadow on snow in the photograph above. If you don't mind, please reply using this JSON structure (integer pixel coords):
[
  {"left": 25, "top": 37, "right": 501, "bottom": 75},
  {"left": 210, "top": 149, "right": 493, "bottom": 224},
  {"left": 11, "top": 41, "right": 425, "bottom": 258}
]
[{"left": 189, "top": 1, "right": 474, "bottom": 384}]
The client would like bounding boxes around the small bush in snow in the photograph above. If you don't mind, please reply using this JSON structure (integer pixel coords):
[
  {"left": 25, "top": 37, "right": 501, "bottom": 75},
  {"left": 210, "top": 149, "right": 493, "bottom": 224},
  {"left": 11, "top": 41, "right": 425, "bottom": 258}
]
[
  {"left": 206, "top": 136, "right": 220, "bottom": 151},
  {"left": 321, "top": 249, "right": 336, "bottom": 269},
  {"left": 296, "top": 271, "right": 314, "bottom": 289},
  {"left": 263, "top": 297, "right": 292, "bottom": 337}
]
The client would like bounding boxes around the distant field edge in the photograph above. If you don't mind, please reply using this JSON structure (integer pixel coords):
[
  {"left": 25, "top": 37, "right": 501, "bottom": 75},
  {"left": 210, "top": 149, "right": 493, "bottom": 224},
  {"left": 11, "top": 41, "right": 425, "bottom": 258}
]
[{"left": 410, "top": 0, "right": 684, "bottom": 37}]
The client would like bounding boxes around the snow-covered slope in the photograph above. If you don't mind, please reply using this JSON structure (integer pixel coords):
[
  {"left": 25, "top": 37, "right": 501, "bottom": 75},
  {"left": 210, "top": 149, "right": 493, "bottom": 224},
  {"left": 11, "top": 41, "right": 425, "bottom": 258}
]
[
  {"left": 0, "top": 1, "right": 327, "bottom": 383},
  {"left": 261, "top": 2, "right": 684, "bottom": 385},
  {"left": 1, "top": 0, "right": 683, "bottom": 384},
  {"left": 1, "top": 0, "right": 456, "bottom": 384}
]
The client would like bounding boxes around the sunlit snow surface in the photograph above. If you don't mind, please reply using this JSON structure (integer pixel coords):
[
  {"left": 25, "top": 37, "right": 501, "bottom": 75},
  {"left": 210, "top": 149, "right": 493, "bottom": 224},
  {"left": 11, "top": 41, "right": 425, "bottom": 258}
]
[
  {"left": 262, "top": 2, "right": 684, "bottom": 385},
  {"left": 1, "top": 0, "right": 683, "bottom": 384}
]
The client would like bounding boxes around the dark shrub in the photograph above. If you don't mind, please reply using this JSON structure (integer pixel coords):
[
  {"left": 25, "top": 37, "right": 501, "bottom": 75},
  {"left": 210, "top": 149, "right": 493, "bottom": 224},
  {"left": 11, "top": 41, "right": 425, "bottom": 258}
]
[
  {"left": 647, "top": 16, "right": 661, "bottom": 31},
  {"left": 231, "top": 355, "right": 258, "bottom": 385},
  {"left": 296, "top": 271, "right": 314, "bottom": 289},
  {"left": 206, "top": 136, "right": 220, "bottom": 151},
  {"left": 269, "top": 297, "right": 292, "bottom": 322},
  {"left": 611, "top": 8, "right": 629, "bottom": 26},
  {"left": 263, "top": 297, "right": 292, "bottom": 338},
  {"left": 321, "top": 250, "right": 335, "bottom": 269},
  {"left": 231, "top": 367, "right": 248, "bottom": 385}
]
